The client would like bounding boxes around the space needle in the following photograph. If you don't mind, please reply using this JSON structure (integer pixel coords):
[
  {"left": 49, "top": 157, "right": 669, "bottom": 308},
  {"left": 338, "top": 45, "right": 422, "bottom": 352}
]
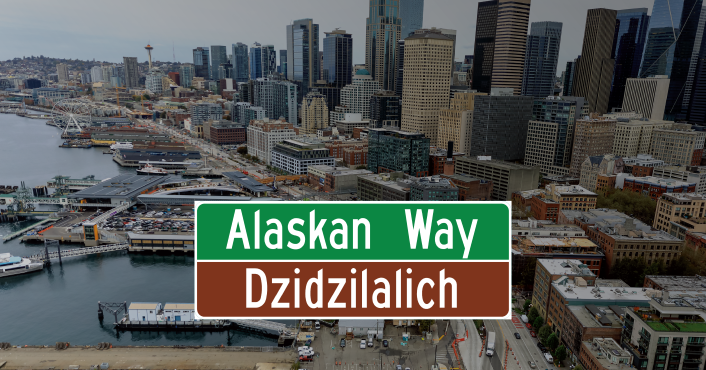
[{"left": 145, "top": 44, "right": 154, "bottom": 69}]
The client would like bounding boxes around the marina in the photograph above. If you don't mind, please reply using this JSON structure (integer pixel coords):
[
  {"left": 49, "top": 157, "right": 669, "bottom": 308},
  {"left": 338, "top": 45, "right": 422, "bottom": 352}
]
[{"left": 0, "top": 113, "right": 281, "bottom": 346}]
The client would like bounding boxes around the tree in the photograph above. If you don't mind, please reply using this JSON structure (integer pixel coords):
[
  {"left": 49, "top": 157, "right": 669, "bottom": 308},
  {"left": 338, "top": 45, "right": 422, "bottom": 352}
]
[
  {"left": 596, "top": 188, "right": 656, "bottom": 225},
  {"left": 143, "top": 93, "right": 150, "bottom": 100},
  {"left": 418, "top": 320, "right": 434, "bottom": 332},
  {"left": 237, "top": 146, "right": 247, "bottom": 155},
  {"left": 528, "top": 307, "right": 539, "bottom": 325},
  {"left": 160, "top": 111, "right": 167, "bottom": 119},
  {"left": 546, "top": 333, "right": 559, "bottom": 350},
  {"left": 533, "top": 316, "right": 544, "bottom": 330},
  {"left": 555, "top": 345, "right": 567, "bottom": 362},
  {"left": 538, "top": 325, "right": 552, "bottom": 344},
  {"left": 523, "top": 299, "right": 531, "bottom": 312},
  {"left": 574, "top": 365, "right": 584, "bottom": 370}
]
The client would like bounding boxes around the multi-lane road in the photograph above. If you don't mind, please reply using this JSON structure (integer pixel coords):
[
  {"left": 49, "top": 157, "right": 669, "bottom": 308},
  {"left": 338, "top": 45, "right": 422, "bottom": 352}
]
[{"left": 486, "top": 313, "right": 558, "bottom": 370}]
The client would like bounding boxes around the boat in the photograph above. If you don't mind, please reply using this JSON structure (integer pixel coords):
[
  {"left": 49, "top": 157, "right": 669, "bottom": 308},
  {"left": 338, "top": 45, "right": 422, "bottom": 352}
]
[
  {"left": 0, "top": 253, "right": 43, "bottom": 278},
  {"left": 59, "top": 140, "right": 93, "bottom": 149},
  {"left": 137, "top": 164, "right": 169, "bottom": 176},
  {"left": 110, "top": 141, "right": 133, "bottom": 151}
]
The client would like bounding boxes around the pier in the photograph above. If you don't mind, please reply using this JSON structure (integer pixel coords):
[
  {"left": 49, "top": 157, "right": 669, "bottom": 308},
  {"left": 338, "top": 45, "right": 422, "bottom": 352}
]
[
  {"left": 26, "top": 243, "right": 130, "bottom": 263},
  {"left": 116, "top": 320, "right": 233, "bottom": 332},
  {"left": 2, "top": 218, "right": 59, "bottom": 242}
]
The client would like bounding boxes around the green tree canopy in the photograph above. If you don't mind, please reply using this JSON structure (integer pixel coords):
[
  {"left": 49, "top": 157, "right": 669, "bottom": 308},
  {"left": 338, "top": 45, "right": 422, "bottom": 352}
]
[
  {"left": 596, "top": 188, "right": 656, "bottom": 225},
  {"left": 528, "top": 307, "right": 539, "bottom": 325},
  {"left": 533, "top": 316, "right": 544, "bottom": 330},
  {"left": 237, "top": 146, "right": 247, "bottom": 155},
  {"left": 523, "top": 299, "right": 531, "bottom": 312},
  {"left": 555, "top": 345, "right": 567, "bottom": 362},
  {"left": 546, "top": 333, "right": 559, "bottom": 350},
  {"left": 538, "top": 325, "right": 552, "bottom": 343}
]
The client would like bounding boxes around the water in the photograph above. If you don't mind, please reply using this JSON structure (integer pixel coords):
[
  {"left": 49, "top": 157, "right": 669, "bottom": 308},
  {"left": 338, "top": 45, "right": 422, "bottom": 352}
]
[{"left": 0, "top": 114, "right": 279, "bottom": 346}]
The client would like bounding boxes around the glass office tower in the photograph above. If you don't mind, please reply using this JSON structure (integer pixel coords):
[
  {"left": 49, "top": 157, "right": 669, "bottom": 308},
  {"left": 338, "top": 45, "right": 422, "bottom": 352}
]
[
  {"left": 521, "top": 21, "right": 563, "bottom": 98},
  {"left": 210, "top": 45, "right": 227, "bottom": 80},
  {"left": 608, "top": 8, "right": 650, "bottom": 111},
  {"left": 232, "top": 43, "right": 249, "bottom": 83},
  {"left": 639, "top": 0, "right": 705, "bottom": 120},
  {"left": 400, "top": 0, "right": 424, "bottom": 38},
  {"left": 323, "top": 29, "right": 353, "bottom": 88},
  {"left": 193, "top": 47, "right": 210, "bottom": 79},
  {"left": 287, "top": 18, "right": 320, "bottom": 96}
]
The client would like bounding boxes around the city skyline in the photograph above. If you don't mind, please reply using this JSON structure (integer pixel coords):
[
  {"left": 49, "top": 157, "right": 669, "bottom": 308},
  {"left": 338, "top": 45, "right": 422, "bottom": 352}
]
[{"left": 1, "top": 0, "right": 654, "bottom": 74}]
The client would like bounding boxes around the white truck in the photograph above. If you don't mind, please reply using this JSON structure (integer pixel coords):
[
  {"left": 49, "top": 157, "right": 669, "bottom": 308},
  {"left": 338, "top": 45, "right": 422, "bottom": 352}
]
[{"left": 486, "top": 332, "right": 496, "bottom": 357}]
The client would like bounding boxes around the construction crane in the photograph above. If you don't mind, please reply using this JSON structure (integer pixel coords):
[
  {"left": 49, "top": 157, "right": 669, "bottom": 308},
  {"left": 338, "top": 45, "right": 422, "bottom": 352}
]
[{"left": 114, "top": 86, "right": 127, "bottom": 117}]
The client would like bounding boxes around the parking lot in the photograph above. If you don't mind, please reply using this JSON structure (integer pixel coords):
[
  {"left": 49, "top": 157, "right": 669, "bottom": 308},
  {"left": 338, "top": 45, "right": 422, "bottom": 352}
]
[
  {"left": 101, "top": 207, "right": 194, "bottom": 234},
  {"left": 303, "top": 323, "right": 453, "bottom": 370}
]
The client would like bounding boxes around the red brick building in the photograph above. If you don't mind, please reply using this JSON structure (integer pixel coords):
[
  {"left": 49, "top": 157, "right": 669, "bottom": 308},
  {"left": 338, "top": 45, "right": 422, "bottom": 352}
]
[
  {"left": 442, "top": 174, "right": 492, "bottom": 201},
  {"left": 685, "top": 231, "right": 706, "bottom": 254},
  {"left": 622, "top": 176, "right": 696, "bottom": 201},
  {"left": 326, "top": 140, "right": 368, "bottom": 166},
  {"left": 204, "top": 121, "right": 246, "bottom": 145},
  {"left": 632, "top": 165, "right": 655, "bottom": 177},
  {"left": 429, "top": 148, "right": 463, "bottom": 176}
]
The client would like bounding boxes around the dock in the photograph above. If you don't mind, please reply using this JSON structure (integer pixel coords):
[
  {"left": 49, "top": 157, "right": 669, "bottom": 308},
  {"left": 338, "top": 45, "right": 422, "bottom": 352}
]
[
  {"left": 2, "top": 218, "right": 59, "bottom": 242},
  {"left": 26, "top": 243, "right": 130, "bottom": 263},
  {"left": 116, "top": 320, "right": 233, "bottom": 331}
]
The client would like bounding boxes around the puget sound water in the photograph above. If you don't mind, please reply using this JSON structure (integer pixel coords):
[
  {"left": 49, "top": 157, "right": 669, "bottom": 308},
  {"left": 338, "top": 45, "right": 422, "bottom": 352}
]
[{"left": 0, "top": 113, "right": 281, "bottom": 346}]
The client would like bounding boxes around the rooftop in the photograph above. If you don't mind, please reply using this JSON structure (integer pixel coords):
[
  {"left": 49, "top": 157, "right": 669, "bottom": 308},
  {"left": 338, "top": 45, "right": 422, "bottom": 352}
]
[
  {"left": 644, "top": 275, "right": 706, "bottom": 292},
  {"left": 624, "top": 175, "right": 696, "bottom": 187},
  {"left": 222, "top": 171, "right": 273, "bottom": 193},
  {"left": 572, "top": 209, "right": 681, "bottom": 242},
  {"left": 68, "top": 174, "right": 168, "bottom": 200},
  {"left": 555, "top": 282, "right": 652, "bottom": 305},
  {"left": 569, "top": 305, "right": 624, "bottom": 328},
  {"left": 581, "top": 338, "right": 632, "bottom": 369},
  {"left": 457, "top": 156, "right": 539, "bottom": 171},
  {"left": 538, "top": 259, "right": 595, "bottom": 276}
]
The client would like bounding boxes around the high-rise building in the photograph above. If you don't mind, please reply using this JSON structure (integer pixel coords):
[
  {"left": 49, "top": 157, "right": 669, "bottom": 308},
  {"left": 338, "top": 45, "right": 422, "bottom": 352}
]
[
  {"left": 572, "top": 8, "right": 617, "bottom": 115},
  {"left": 330, "top": 69, "right": 381, "bottom": 123},
  {"left": 300, "top": 89, "right": 329, "bottom": 135},
  {"left": 640, "top": 0, "right": 706, "bottom": 120},
  {"left": 414, "top": 28, "right": 457, "bottom": 80},
  {"left": 319, "top": 51, "right": 324, "bottom": 81},
  {"left": 524, "top": 97, "right": 586, "bottom": 176},
  {"left": 395, "top": 40, "right": 405, "bottom": 97},
  {"left": 467, "top": 89, "right": 534, "bottom": 161},
  {"left": 80, "top": 73, "right": 91, "bottom": 85},
  {"left": 521, "top": 22, "right": 563, "bottom": 98},
  {"left": 247, "top": 118, "right": 296, "bottom": 165},
  {"left": 210, "top": 45, "right": 227, "bottom": 80},
  {"left": 471, "top": 0, "right": 532, "bottom": 95},
  {"left": 400, "top": 29, "right": 454, "bottom": 144},
  {"left": 400, "top": 0, "right": 424, "bottom": 38},
  {"left": 279, "top": 49, "right": 287, "bottom": 76},
  {"left": 180, "top": 64, "right": 195, "bottom": 88},
  {"left": 145, "top": 70, "right": 165, "bottom": 96},
  {"left": 568, "top": 114, "right": 617, "bottom": 177},
  {"left": 323, "top": 29, "right": 353, "bottom": 88},
  {"left": 622, "top": 76, "right": 670, "bottom": 120},
  {"left": 287, "top": 19, "right": 320, "bottom": 95},
  {"left": 218, "top": 63, "right": 233, "bottom": 80},
  {"left": 231, "top": 43, "right": 249, "bottom": 83},
  {"left": 437, "top": 92, "right": 486, "bottom": 153},
  {"left": 250, "top": 43, "right": 276, "bottom": 80},
  {"left": 367, "top": 128, "right": 431, "bottom": 176},
  {"left": 562, "top": 56, "right": 579, "bottom": 96},
  {"left": 251, "top": 78, "right": 298, "bottom": 124},
  {"left": 193, "top": 47, "right": 210, "bottom": 79},
  {"left": 610, "top": 113, "right": 672, "bottom": 157},
  {"left": 56, "top": 63, "right": 69, "bottom": 82},
  {"left": 607, "top": 8, "right": 650, "bottom": 111},
  {"left": 455, "top": 156, "right": 540, "bottom": 200},
  {"left": 370, "top": 90, "right": 401, "bottom": 129},
  {"left": 190, "top": 103, "right": 224, "bottom": 125},
  {"left": 365, "top": 0, "right": 401, "bottom": 90},
  {"left": 90, "top": 66, "right": 103, "bottom": 84},
  {"left": 123, "top": 57, "right": 139, "bottom": 88}
]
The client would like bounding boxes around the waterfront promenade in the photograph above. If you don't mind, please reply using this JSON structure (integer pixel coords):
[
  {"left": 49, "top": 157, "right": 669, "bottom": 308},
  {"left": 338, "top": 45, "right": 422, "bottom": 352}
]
[{"left": 0, "top": 346, "right": 295, "bottom": 369}]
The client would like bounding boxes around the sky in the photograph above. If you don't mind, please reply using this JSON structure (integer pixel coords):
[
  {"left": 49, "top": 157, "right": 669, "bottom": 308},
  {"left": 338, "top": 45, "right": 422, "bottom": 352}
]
[{"left": 1, "top": 0, "right": 654, "bottom": 71}]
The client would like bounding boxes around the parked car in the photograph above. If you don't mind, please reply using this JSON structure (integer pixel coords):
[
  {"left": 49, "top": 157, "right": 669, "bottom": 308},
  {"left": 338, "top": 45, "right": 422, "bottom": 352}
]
[
  {"left": 514, "top": 332, "right": 521, "bottom": 339},
  {"left": 340, "top": 339, "right": 346, "bottom": 347},
  {"left": 396, "top": 366, "right": 402, "bottom": 370},
  {"left": 360, "top": 339, "right": 366, "bottom": 349},
  {"left": 383, "top": 340, "right": 389, "bottom": 347},
  {"left": 529, "top": 331, "right": 536, "bottom": 338},
  {"left": 315, "top": 321, "right": 321, "bottom": 330},
  {"left": 368, "top": 340, "right": 373, "bottom": 347},
  {"left": 299, "top": 355, "right": 313, "bottom": 362},
  {"left": 527, "top": 360, "right": 537, "bottom": 369}
]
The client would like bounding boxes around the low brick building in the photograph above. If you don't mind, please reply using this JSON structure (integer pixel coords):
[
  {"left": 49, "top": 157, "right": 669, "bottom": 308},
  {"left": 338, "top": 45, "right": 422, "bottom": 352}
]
[
  {"left": 204, "top": 120, "right": 246, "bottom": 145},
  {"left": 307, "top": 165, "right": 372, "bottom": 193},
  {"left": 579, "top": 338, "right": 632, "bottom": 370},
  {"left": 561, "top": 305, "right": 625, "bottom": 361},
  {"left": 621, "top": 176, "right": 696, "bottom": 201},
  {"left": 442, "top": 174, "right": 492, "bottom": 201}
]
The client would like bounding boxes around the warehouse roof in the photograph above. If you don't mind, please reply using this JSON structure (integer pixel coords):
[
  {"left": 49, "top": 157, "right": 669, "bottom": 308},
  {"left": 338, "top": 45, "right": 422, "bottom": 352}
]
[
  {"left": 68, "top": 174, "right": 167, "bottom": 199},
  {"left": 222, "top": 171, "right": 273, "bottom": 193}
]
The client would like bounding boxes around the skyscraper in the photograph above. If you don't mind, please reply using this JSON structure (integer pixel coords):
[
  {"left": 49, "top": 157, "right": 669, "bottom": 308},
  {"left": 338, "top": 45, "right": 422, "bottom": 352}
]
[
  {"left": 279, "top": 50, "right": 287, "bottom": 76},
  {"left": 249, "top": 43, "right": 276, "bottom": 80},
  {"left": 400, "top": 0, "right": 424, "bottom": 38},
  {"left": 231, "top": 43, "right": 249, "bottom": 83},
  {"left": 287, "top": 19, "right": 320, "bottom": 95},
  {"left": 471, "top": 0, "right": 532, "bottom": 94},
  {"left": 180, "top": 64, "right": 194, "bottom": 88},
  {"left": 123, "top": 57, "right": 139, "bottom": 88},
  {"left": 252, "top": 78, "right": 298, "bottom": 124},
  {"left": 640, "top": 0, "right": 706, "bottom": 120},
  {"left": 562, "top": 56, "right": 580, "bottom": 96},
  {"left": 365, "top": 0, "right": 401, "bottom": 90},
  {"left": 395, "top": 40, "right": 405, "bottom": 97},
  {"left": 90, "top": 66, "right": 103, "bottom": 84},
  {"left": 607, "top": 8, "right": 650, "bottom": 111},
  {"left": 400, "top": 30, "right": 454, "bottom": 144},
  {"left": 301, "top": 90, "right": 330, "bottom": 135},
  {"left": 521, "top": 22, "right": 563, "bottom": 98},
  {"left": 437, "top": 92, "right": 486, "bottom": 153},
  {"left": 323, "top": 29, "right": 353, "bottom": 88},
  {"left": 210, "top": 45, "right": 227, "bottom": 80},
  {"left": 193, "top": 47, "right": 210, "bottom": 79},
  {"left": 572, "top": 8, "right": 617, "bottom": 115}
]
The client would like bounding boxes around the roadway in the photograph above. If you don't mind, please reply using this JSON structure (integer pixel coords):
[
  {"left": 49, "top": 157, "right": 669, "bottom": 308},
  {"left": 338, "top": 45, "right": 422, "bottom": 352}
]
[{"left": 486, "top": 314, "right": 557, "bottom": 370}]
